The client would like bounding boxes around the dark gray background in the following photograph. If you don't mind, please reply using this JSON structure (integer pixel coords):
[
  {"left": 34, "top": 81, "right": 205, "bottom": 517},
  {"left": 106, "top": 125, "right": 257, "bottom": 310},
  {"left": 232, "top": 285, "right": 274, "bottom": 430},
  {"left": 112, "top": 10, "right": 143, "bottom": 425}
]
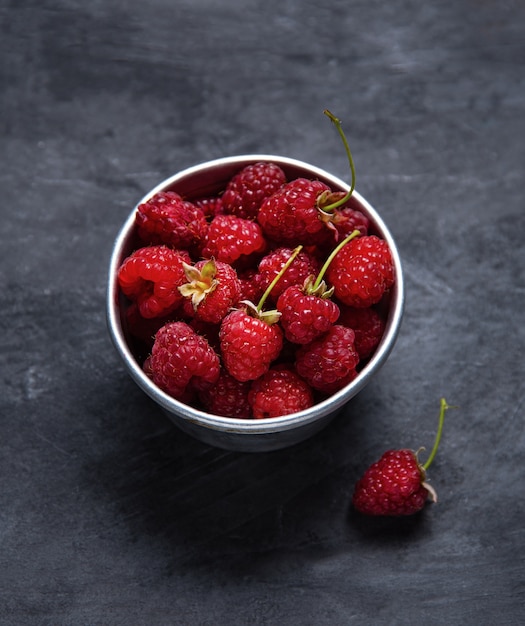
[{"left": 1, "top": 0, "right": 524, "bottom": 624}]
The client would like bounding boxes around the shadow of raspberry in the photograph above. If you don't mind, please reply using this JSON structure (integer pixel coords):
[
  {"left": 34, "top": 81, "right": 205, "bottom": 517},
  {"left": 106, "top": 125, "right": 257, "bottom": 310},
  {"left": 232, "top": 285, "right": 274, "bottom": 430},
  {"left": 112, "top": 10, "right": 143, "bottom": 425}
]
[{"left": 346, "top": 501, "right": 431, "bottom": 543}]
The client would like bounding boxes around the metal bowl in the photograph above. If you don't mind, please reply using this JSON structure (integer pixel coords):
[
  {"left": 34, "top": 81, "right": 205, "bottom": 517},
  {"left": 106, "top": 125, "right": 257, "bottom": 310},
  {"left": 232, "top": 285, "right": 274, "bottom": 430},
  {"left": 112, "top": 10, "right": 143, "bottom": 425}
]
[{"left": 107, "top": 155, "right": 404, "bottom": 452}]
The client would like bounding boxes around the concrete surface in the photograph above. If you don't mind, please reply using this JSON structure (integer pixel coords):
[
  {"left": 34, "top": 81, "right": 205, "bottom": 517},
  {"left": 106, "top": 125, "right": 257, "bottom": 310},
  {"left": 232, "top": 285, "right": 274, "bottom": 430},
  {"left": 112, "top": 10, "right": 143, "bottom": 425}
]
[{"left": 1, "top": 1, "right": 524, "bottom": 623}]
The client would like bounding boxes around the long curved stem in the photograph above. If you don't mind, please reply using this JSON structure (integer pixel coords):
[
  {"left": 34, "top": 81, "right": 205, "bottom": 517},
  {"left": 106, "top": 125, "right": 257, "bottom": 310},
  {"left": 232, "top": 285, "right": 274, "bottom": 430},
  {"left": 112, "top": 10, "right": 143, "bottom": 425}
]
[
  {"left": 422, "top": 398, "right": 452, "bottom": 470},
  {"left": 322, "top": 109, "right": 356, "bottom": 212},
  {"left": 311, "top": 229, "right": 360, "bottom": 291}
]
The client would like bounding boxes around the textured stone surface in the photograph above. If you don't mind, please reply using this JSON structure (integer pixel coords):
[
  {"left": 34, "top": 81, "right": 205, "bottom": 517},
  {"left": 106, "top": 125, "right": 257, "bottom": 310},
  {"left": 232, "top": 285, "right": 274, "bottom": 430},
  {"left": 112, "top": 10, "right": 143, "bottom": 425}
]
[{"left": 1, "top": 0, "right": 524, "bottom": 623}]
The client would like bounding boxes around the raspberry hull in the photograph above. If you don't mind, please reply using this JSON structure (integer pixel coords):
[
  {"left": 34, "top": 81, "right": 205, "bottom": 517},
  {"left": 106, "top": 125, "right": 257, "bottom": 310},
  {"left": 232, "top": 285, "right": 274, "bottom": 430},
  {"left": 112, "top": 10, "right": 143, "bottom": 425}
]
[{"left": 116, "top": 160, "right": 397, "bottom": 420}]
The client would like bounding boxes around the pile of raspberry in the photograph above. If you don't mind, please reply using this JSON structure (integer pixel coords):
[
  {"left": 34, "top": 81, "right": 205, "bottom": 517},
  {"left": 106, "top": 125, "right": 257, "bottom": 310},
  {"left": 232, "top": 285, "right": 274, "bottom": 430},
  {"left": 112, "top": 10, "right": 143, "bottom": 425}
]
[{"left": 117, "top": 161, "right": 395, "bottom": 419}]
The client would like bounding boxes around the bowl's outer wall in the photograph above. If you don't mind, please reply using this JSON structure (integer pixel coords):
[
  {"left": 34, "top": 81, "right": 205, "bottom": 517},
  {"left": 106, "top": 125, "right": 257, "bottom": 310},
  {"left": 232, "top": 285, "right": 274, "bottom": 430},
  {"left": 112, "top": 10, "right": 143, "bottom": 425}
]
[{"left": 107, "top": 155, "right": 405, "bottom": 452}]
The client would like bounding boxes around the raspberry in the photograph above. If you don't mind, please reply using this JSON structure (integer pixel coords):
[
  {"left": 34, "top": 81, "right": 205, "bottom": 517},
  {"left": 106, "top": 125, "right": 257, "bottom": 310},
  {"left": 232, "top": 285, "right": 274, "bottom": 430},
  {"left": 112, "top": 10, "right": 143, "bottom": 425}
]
[
  {"left": 200, "top": 371, "right": 252, "bottom": 418},
  {"left": 257, "top": 247, "right": 320, "bottom": 303},
  {"left": 352, "top": 450, "right": 430, "bottom": 516},
  {"left": 219, "top": 308, "right": 283, "bottom": 382},
  {"left": 144, "top": 321, "right": 220, "bottom": 402},
  {"left": 352, "top": 399, "right": 452, "bottom": 516},
  {"left": 327, "top": 205, "right": 370, "bottom": 242},
  {"left": 257, "top": 178, "right": 333, "bottom": 245},
  {"left": 326, "top": 235, "right": 395, "bottom": 308},
  {"left": 222, "top": 161, "right": 287, "bottom": 220},
  {"left": 338, "top": 305, "right": 385, "bottom": 359},
  {"left": 179, "top": 258, "right": 241, "bottom": 324},
  {"left": 295, "top": 324, "right": 359, "bottom": 394},
  {"left": 248, "top": 366, "right": 313, "bottom": 418},
  {"left": 193, "top": 195, "right": 224, "bottom": 219},
  {"left": 135, "top": 191, "right": 208, "bottom": 252},
  {"left": 236, "top": 268, "right": 265, "bottom": 306},
  {"left": 117, "top": 246, "right": 189, "bottom": 318},
  {"left": 277, "top": 285, "right": 340, "bottom": 344},
  {"left": 201, "top": 214, "right": 267, "bottom": 267}
]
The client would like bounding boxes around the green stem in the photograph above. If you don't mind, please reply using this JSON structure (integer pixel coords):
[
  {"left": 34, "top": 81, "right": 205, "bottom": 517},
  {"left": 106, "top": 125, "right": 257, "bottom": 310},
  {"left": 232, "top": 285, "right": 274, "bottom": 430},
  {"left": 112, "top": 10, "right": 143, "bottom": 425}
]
[
  {"left": 311, "top": 229, "right": 360, "bottom": 291},
  {"left": 257, "top": 245, "right": 303, "bottom": 313},
  {"left": 322, "top": 109, "right": 356, "bottom": 212},
  {"left": 422, "top": 398, "right": 452, "bottom": 470}
]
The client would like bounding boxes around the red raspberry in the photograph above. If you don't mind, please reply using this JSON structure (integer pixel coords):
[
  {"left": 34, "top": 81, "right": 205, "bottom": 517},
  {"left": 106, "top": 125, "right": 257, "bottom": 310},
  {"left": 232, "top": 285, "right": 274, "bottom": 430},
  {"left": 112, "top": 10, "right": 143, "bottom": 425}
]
[
  {"left": 236, "top": 268, "right": 265, "bottom": 306},
  {"left": 326, "top": 235, "right": 395, "bottom": 308},
  {"left": 117, "top": 246, "right": 189, "bottom": 318},
  {"left": 219, "top": 308, "right": 283, "bottom": 382},
  {"left": 200, "top": 371, "right": 252, "bottom": 418},
  {"left": 338, "top": 305, "right": 385, "bottom": 359},
  {"left": 352, "top": 399, "right": 452, "bottom": 516},
  {"left": 277, "top": 285, "right": 340, "bottom": 344},
  {"left": 179, "top": 258, "right": 241, "bottom": 324},
  {"left": 135, "top": 191, "right": 208, "bottom": 252},
  {"left": 257, "top": 178, "right": 333, "bottom": 245},
  {"left": 325, "top": 205, "right": 370, "bottom": 245},
  {"left": 257, "top": 247, "right": 320, "bottom": 303},
  {"left": 248, "top": 366, "right": 314, "bottom": 418},
  {"left": 222, "top": 161, "right": 287, "bottom": 220},
  {"left": 201, "top": 214, "right": 267, "bottom": 267},
  {"left": 352, "top": 450, "right": 432, "bottom": 516},
  {"left": 295, "top": 325, "right": 359, "bottom": 394},
  {"left": 193, "top": 195, "right": 224, "bottom": 219},
  {"left": 144, "top": 321, "right": 220, "bottom": 402}
]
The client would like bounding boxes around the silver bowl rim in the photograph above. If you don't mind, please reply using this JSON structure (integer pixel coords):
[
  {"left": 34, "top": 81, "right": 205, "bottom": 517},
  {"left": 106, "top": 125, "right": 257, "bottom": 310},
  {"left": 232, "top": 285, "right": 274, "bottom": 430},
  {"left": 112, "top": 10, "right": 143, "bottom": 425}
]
[{"left": 107, "top": 154, "right": 405, "bottom": 435}]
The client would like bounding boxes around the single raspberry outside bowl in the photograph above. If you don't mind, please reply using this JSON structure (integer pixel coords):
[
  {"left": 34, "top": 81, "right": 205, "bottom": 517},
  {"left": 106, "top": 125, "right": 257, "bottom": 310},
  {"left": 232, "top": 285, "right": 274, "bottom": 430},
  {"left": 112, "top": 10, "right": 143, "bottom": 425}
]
[{"left": 107, "top": 155, "right": 404, "bottom": 452}]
